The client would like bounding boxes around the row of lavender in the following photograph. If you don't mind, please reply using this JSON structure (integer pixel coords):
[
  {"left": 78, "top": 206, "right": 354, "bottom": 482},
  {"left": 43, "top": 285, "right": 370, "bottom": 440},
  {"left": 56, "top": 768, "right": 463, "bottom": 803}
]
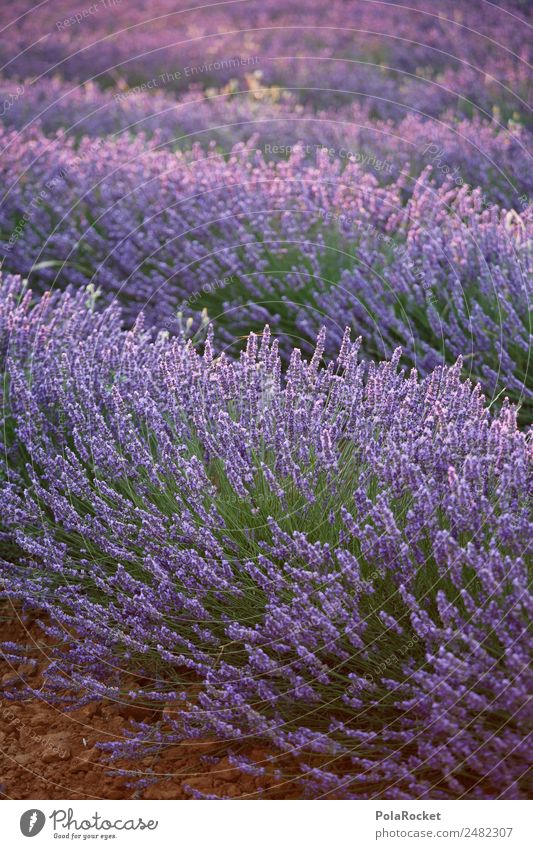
[
  {"left": 0, "top": 0, "right": 531, "bottom": 800},
  {"left": 0, "top": 275, "right": 531, "bottom": 798},
  {"left": 1, "top": 1, "right": 529, "bottom": 122},
  {"left": 1, "top": 125, "right": 531, "bottom": 422}
]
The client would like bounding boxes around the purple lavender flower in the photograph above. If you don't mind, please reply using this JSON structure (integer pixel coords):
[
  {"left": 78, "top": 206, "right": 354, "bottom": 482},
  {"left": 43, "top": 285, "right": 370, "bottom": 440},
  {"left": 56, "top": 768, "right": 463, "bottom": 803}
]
[
  {"left": 1, "top": 129, "right": 530, "bottom": 421},
  {"left": 0, "top": 1, "right": 529, "bottom": 123}
]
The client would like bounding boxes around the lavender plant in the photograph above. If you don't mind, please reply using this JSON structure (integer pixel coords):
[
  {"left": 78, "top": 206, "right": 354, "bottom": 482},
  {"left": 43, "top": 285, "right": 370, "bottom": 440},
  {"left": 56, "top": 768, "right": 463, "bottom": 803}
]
[
  {"left": 1, "top": 0, "right": 529, "bottom": 123},
  {"left": 1, "top": 277, "right": 531, "bottom": 799}
]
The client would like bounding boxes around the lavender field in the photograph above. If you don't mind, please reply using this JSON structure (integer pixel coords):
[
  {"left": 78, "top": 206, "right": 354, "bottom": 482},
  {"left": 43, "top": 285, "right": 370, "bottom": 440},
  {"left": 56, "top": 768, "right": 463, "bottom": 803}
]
[{"left": 0, "top": 1, "right": 531, "bottom": 802}]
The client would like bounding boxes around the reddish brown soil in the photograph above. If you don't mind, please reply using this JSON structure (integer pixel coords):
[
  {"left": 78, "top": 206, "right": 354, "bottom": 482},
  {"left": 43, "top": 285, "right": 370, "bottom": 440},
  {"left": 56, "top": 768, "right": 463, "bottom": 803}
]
[{"left": 0, "top": 608, "right": 300, "bottom": 800}]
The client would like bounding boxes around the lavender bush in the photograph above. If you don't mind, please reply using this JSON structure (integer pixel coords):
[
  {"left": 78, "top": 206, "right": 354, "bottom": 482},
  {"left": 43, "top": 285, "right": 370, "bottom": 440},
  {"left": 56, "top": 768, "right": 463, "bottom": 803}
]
[
  {"left": 0, "top": 0, "right": 531, "bottom": 802},
  {"left": 1, "top": 131, "right": 531, "bottom": 421},
  {"left": 2, "top": 76, "right": 530, "bottom": 208},
  {"left": 0, "top": 1, "right": 529, "bottom": 123},
  {"left": 1, "top": 277, "right": 531, "bottom": 798}
]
